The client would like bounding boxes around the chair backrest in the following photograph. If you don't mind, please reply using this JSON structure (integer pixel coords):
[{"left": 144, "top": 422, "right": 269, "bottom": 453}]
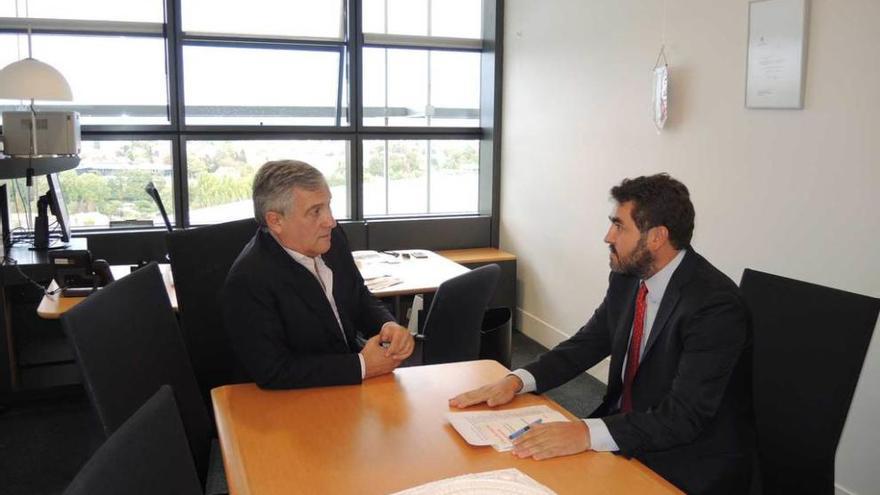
[
  {"left": 166, "top": 218, "right": 257, "bottom": 402},
  {"left": 421, "top": 264, "right": 501, "bottom": 365},
  {"left": 63, "top": 385, "right": 203, "bottom": 495},
  {"left": 740, "top": 269, "right": 879, "bottom": 495},
  {"left": 61, "top": 263, "right": 212, "bottom": 485}
]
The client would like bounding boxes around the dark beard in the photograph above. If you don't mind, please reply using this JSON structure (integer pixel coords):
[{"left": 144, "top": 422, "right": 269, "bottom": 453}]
[{"left": 610, "top": 235, "right": 654, "bottom": 278}]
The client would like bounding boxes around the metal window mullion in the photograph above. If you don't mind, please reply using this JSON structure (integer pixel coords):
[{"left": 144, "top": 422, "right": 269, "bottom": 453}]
[
  {"left": 426, "top": 139, "right": 432, "bottom": 214},
  {"left": 383, "top": 0, "right": 389, "bottom": 127},
  {"left": 335, "top": 46, "right": 344, "bottom": 127},
  {"left": 172, "top": 134, "right": 188, "bottom": 228},
  {"left": 0, "top": 17, "right": 164, "bottom": 35},
  {"left": 382, "top": 139, "right": 389, "bottom": 216},
  {"left": 182, "top": 31, "right": 343, "bottom": 44},
  {"left": 181, "top": 38, "right": 343, "bottom": 52},
  {"left": 426, "top": 0, "right": 434, "bottom": 128},
  {"left": 348, "top": 0, "right": 363, "bottom": 221},
  {"left": 362, "top": 33, "right": 481, "bottom": 51},
  {"left": 167, "top": 0, "right": 189, "bottom": 227}
]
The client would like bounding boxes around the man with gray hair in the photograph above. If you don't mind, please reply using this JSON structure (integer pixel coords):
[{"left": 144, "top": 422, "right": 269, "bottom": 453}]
[{"left": 223, "top": 160, "right": 414, "bottom": 389}]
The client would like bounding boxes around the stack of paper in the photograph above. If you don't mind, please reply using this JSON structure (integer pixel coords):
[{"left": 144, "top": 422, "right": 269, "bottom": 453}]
[
  {"left": 366, "top": 276, "right": 402, "bottom": 291},
  {"left": 390, "top": 468, "right": 557, "bottom": 495}
]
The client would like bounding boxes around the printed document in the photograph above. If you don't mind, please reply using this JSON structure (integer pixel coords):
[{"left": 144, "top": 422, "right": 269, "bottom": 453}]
[{"left": 446, "top": 405, "right": 568, "bottom": 452}]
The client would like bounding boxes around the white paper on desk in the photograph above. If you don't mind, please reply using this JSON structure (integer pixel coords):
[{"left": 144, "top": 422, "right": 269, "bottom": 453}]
[
  {"left": 352, "top": 250, "right": 381, "bottom": 261},
  {"left": 359, "top": 264, "right": 391, "bottom": 281},
  {"left": 390, "top": 468, "right": 557, "bottom": 495},
  {"left": 366, "top": 276, "right": 402, "bottom": 291},
  {"left": 446, "top": 405, "right": 568, "bottom": 452}
]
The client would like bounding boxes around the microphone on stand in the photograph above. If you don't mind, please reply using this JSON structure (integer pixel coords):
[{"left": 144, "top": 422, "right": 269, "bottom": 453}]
[{"left": 144, "top": 181, "right": 172, "bottom": 232}]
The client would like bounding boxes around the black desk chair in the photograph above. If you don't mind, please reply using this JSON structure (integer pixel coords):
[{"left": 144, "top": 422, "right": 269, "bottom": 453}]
[
  {"left": 63, "top": 385, "right": 203, "bottom": 495},
  {"left": 410, "top": 264, "right": 501, "bottom": 365},
  {"left": 740, "top": 269, "right": 879, "bottom": 495},
  {"left": 62, "top": 263, "right": 225, "bottom": 494},
  {"left": 166, "top": 218, "right": 257, "bottom": 405}
]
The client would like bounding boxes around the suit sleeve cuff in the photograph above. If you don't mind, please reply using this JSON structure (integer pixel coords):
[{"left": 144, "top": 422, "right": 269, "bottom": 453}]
[
  {"left": 510, "top": 369, "right": 537, "bottom": 394},
  {"left": 584, "top": 418, "right": 619, "bottom": 452},
  {"left": 359, "top": 353, "right": 366, "bottom": 380}
]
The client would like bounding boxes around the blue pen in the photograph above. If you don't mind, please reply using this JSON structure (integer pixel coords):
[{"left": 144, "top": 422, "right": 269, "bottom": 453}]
[{"left": 508, "top": 418, "right": 543, "bottom": 440}]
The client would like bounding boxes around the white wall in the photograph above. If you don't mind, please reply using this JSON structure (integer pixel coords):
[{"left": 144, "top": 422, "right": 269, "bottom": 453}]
[{"left": 499, "top": 1, "right": 880, "bottom": 494}]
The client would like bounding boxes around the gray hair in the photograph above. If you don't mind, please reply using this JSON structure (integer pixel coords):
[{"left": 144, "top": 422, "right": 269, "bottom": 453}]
[{"left": 252, "top": 160, "right": 327, "bottom": 227}]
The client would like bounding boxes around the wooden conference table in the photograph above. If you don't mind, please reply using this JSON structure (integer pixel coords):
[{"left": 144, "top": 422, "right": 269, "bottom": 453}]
[{"left": 212, "top": 360, "right": 681, "bottom": 495}]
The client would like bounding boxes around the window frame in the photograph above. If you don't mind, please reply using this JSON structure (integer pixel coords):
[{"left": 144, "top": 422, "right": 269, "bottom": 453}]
[{"left": 0, "top": 0, "right": 503, "bottom": 247}]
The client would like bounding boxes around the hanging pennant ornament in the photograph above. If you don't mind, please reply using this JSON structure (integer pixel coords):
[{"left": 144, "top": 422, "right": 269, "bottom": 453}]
[{"left": 652, "top": 45, "right": 669, "bottom": 131}]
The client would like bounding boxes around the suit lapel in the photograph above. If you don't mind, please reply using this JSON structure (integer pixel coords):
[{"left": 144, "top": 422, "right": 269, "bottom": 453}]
[
  {"left": 641, "top": 284, "right": 681, "bottom": 361},
  {"left": 259, "top": 230, "right": 347, "bottom": 346},
  {"left": 322, "top": 235, "right": 358, "bottom": 350},
  {"left": 641, "top": 250, "right": 697, "bottom": 363}
]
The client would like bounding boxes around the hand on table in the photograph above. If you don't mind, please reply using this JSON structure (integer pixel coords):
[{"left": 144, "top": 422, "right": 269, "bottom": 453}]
[
  {"left": 511, "top": 420, "right": 591, "bottom": 460},
  {"left": 448, "top": 374, "right": 523, "bottom": 408}
]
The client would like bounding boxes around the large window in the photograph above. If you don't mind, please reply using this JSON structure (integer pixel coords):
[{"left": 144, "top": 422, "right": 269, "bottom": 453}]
[
  {"left": 185, "top": 139, "right": 350, "bottom": 224},
  {"left": 363, "top": 139, "right": 478, "bottom": 216},
  {"left": 182, "top": 46, "right": 346, "bottom": 126},
  {"left": 5, "top": 140, "right": 174, "bottom": 230},
  {"left": 0, "top": 0, "right": 497, "bottom": 234},
  {"left": 0, "top": 33, "right": 168, "bottom": 126}
]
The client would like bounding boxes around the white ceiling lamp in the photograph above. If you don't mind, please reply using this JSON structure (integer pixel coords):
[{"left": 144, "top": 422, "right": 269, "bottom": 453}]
[
  {"left": 0, "top": 56, "right": 73, "bottom": 102},
  {"left": 0, "top": 26, "right": 74, "bottom": 156}
]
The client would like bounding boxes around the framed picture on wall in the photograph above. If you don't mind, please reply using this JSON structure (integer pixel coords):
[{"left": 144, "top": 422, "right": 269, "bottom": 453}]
[{"left": 745, "top": 0, "right": 810, "bottom": 109}]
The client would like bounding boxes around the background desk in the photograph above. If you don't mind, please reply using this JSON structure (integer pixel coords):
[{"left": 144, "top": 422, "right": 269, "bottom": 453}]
[
  {"left": 355, "top": 250, "right": 468, "bottom": 298},
  {"left": 438, "top": 248, "right": 516, "bottom": 324},
  {"left": 36, "top": 264, "right": 177, "bottom": 320},
  {"left": 0, "top": 239, "right": 89, "bottom": 399},
  {"left": 212, "top": 360, "right": 681, "bottom": 495}
]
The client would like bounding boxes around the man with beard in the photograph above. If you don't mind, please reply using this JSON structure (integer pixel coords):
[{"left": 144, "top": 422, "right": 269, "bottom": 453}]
[{"left": 450, "top": 174, "right": 755, "bottom": 495}]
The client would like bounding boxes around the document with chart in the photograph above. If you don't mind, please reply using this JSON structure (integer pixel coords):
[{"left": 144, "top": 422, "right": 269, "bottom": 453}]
[{"left": 446, "top": 405, "right": 568, "bottom": 452}]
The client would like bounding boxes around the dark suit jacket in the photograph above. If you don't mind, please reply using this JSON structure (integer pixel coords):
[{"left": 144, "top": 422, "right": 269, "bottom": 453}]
[
  {"left": 524, "top": 249, "right": 755, "bottom": 495},
  {"left": 222, "top": 226, "right": 394, "bottom": 389}
]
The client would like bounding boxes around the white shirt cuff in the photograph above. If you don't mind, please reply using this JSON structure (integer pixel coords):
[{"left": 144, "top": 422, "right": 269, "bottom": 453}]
[
  {"left": 584, "top": 418, "right": 620, "bottom": 452},
  {"left": 359, "top": 353, "right": 366, "bottom": 380},
  {"left": 510, "top": 369, "right": 537, "bottom": 394}
]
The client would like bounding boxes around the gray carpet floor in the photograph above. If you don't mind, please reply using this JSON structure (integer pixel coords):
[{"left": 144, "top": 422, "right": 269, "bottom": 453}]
[{"left": 0, "top": 395, "right": 102, "bottom": 495}]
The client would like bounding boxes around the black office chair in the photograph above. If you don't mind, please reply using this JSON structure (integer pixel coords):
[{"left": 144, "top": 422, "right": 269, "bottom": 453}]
[
  {"left": 166, "top": 218, "right": 257, "bottom": 405},
  {"left": 740, "top": 269, "right": 879, "bottom": 495},
  {"left": 410, "top": 264, "right": 501, "bottom": 365},
  {"left": 63, "top": 385, "right": 203, "bottom": 495},
  {"left": 61, "top": 263, "right": 225, "bottom": 494}
]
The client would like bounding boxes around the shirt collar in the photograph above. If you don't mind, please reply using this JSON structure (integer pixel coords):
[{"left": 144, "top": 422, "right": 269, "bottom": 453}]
[
  {"left": 643, "top": 249, "right": 686, "bottom": 304},
  {"left": 270, "top": 232, "right": 322, "bottom": 267}
]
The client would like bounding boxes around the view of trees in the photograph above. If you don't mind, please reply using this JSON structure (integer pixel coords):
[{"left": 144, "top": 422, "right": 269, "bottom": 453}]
[
  {"left": 5, "top": 138, "right": 478, "bottom": 229},
  {"left": 363, "top": 140, "right": 478, "bottom": 181},
  {"left": 57, "top": 141, "right": 173, "bottom": 226},
  {"left": 186, "top": 142, "right": 255, "bottom": 210}
]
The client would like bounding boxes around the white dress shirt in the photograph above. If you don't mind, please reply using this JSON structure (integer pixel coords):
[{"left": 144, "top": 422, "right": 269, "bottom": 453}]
[
  {"left": 276, "top": 238, "right": 367, "bottom": 379},
  {"left": 512, "top": 249, "right": 686, "bottom": 451}
]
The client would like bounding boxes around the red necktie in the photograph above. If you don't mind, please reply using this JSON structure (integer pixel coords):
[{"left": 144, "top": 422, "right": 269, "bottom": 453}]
[{"left": 621, "top": 282, "right": 648, "bottom": 413}]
